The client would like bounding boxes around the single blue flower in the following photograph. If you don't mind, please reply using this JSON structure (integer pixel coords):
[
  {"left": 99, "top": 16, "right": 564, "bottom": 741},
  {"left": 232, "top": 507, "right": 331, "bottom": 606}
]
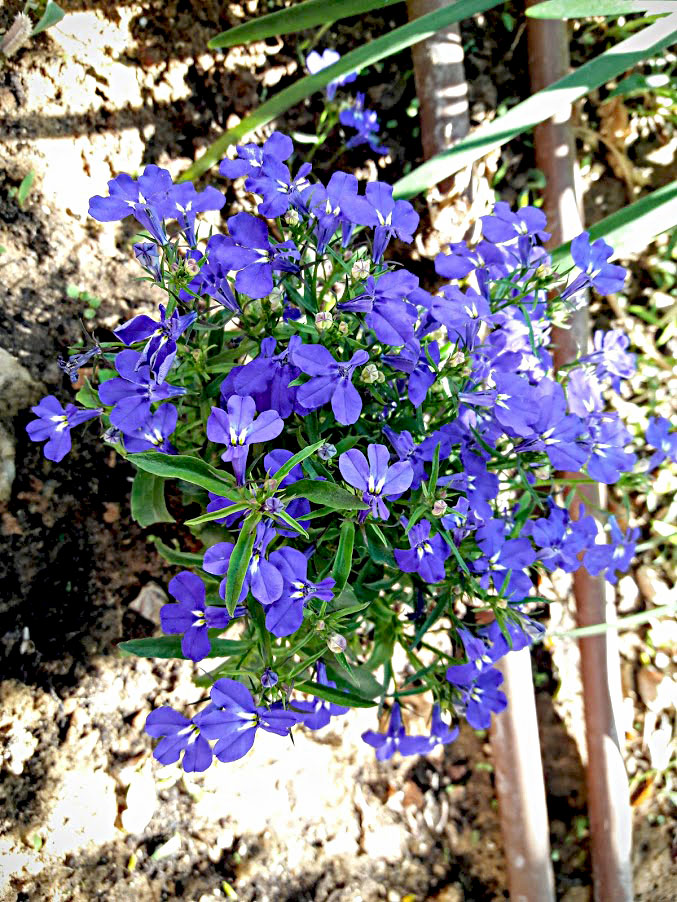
[
  {"left": 446, "top": 626, "right": 502, "bottom": 688},
  {"left": 480, "top": 202, "right": 550, "bottom": 264},
  {"left": 145, "top": 706, "right": 213, "bottom": 772},
  {"left": 220, "top": 212, "right": 299, "bottom": 299},
  {"left": 339, "top": 270, "right": 419, "bottom": 347},
  {"left": 339, "top": 443, "right": 413, "bottom": 521},
  {"left": 584, "top": 516, "right": 639, "bottom": 585},
  {"left": 123, "top": 403, "right": 178, "bottom": 454},
  {"left": 172, "top": 182, "right": 225, "bottom": 247},
  {"left": 26, "top": 396, "right": 101, "bottom": 463},
  {"left": 247, "top": 157, "right": 313, "bottom": 219},
  {"left": 203, "top": 521, "right": 284, "bottom": 606},
  {"left": 231, "top": 336, "right": 305, "bottom": 419},
  {"left": 133, "top": 242, "right": 162, "bottom": 281},
  {"left": 293, "top": 344, "right": 369, "bottom": 426},
  {"left": 460, "top": 668, "right": 508, "bottom": 730},
  {"left": 382, "top": 339, "right": 440, "bottom": 407},
  {"left": 306, "top": 48, "right": 357, "bottom": 99},
  {"left": 98, "top": 349, "right": 185, "bottom": 434},
  {"left": 160, "top": 571, "right": 238, "bottom": 662},
  {"left": 566, "top": 367, "right": 604, "bottom": 418},
  {"left": 194, "top": 678, "right": 300, "bottom": 763},
  {"left": 339, "top": 92, "right": 388, "bottom": 155},
  {"left": 340, "top": 181, "right": 418, "bottom": 261},
  {"left": 646, "top": 416, "right": 677, "bottom": 471},
  {"left": 219, "top": 131, "right": 293, "bottom": 180},
  {"left": 264, "top": 547, "right": 335, "bottom": 637},
  {"left": 114, "top": 304, "right": 197, "bottom": 384},
  {"left": 417, "top": 705, "right": 460, "bottom": 752},
  {"left": 57, "top": 345, "right": 102, "bottom": 384},
  {"left": 361, "top": 702, "right": 431, "bottom": 760},
  {"left": 207, "top": 394, "right": 284, "bottom": 485},
  {"left": 581, "top": 414, "right": 636, "bottom": 484},
  {"left": 293, "top": 662, "right": 349, "bottom": 730},
  {"left": 394, "top": 519, "right": 450, "bottom": 583},
  {"left": 88, "top": 165, "right": 177, "bottom": 244},
  {"left": 583, "top": 329, "right": 636, "bottom": 392},
  {"left": 562, "top": 232, "right": 627, "bottom": 300},
  {"left": 307, "top": 171, "right": 364, "bottom": 251}
]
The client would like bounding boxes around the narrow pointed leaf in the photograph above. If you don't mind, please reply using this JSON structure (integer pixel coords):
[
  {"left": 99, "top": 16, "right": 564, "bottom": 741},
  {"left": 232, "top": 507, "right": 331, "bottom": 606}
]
[
  {"left": 527, "top": 1, "right": 675, "bottom": 18},
  {"left": 393, "top": 14, "right": 677, "bottom": 198},
  {"left": 283, "top": 478, "right": 369, "bottom": 511},
  {"left": 269, "top": 439, "right": 325, "bottom": 482},
  {"left": 153, "top": 538, "right": 204, "bottom": 568},
  {"left": 331, "top": 520, "right": 355, "bottom": 594},
  {"left": 131, "top": 451, "right": 241, "bottom": 499},
  {"left": 224, "top": 513, "right": 261, "bottom": 615},
  {"left": 31, "top": 0, "right": 65, "bottom": 35},
  {"left": 210, "top": 0, "right": 403, "bottom": 48},
  {"left": 118, "top": 636, "right": 250, "bottom": 659},
  {"left": 274, "top": 509, "right": 310, "bottom": 539},
  {"left": 294, "top": 680, "right": 376, "bottom": 709},
  {"left": 181, "top": 0, "right": 500, "bottom": 183},
  {"left": 185, "top": 502, "right": 253, "bottom": 527}
]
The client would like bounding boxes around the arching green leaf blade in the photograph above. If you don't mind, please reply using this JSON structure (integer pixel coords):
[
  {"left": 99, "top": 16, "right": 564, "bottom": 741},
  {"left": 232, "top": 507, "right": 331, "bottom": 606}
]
[
  {"left": 527, "top": 1, "right": 675, "bottom": 19},
  {"left": 210, "top": 0, "right": 403, "bottom": 49}
]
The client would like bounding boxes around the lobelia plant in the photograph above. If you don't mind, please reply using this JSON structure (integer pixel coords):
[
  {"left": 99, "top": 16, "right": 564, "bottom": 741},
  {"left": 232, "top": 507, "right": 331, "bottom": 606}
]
[{"left": 27, "top": 131, "right": 677, "bottom": 774}]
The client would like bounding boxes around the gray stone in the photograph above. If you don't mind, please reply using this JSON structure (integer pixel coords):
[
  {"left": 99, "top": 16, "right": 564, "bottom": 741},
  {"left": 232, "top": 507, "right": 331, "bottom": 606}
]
[{"left": 0, "top": 347, "right": 43, "bottom": 501}]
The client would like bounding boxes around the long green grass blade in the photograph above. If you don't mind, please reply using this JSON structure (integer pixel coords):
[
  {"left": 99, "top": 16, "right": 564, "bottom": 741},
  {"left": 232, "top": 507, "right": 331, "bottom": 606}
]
[
  {"left": 527, "top": 1, "right": 674, "bottom": 18},
  {"left": 550, "top": 180, "right": 677, "bottom": 268},
  {"left": 393, "top": 13, "right": 677, "bottom": 198},
  {"left": 210, "top": 0, "right": 403, "bottom": 49},
  {"left": 181, "top": 0, "right": 499, "bottom": 183}
]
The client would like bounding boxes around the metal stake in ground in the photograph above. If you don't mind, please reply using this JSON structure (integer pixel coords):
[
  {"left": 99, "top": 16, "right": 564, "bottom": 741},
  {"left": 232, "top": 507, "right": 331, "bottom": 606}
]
[{"left": 526, "top": 5, "right": 634, "bottom": 900}]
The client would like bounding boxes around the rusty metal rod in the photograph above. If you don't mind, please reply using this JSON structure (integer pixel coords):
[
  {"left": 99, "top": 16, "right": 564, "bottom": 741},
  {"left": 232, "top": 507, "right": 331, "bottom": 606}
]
[
  {"left": 406, "top": 3, "right": 556, "bottom": 898},
  {"left": 526, "top": 5, "right": 634, "bottom": 900}
]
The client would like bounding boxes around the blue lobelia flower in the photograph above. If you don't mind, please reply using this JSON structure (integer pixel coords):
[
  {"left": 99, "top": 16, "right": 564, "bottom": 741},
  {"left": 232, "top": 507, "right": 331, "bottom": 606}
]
[
  {"left": 471, "top": 518, "right": 535, "bottom": 603},
  {"left": 293, "top": 344, "right": 369, "bottom": 426},
  {"left": 206, "top": 394, "right": 284, "bottom": 485},
  {"left": 26, "top": 396, "right": 102, "bottom": 463},
  {"left": 566, "top": 367, "right": 604, "bottom": 418},
  {"left": 292, "top": 662, "right": 349, "bottom": 730},
  {"left": 339, "top": 270, "right": 419, "bottom": 347},
  {"left": 172, "top": 182, "right": 225, "bottom": 247},
  {"left": 580, "top": 414, "right": 637, "bottom": 484},
  {"left": 160, "top": 571, "right": 240, "bottom": 662},
  {"left": 219, "top": 131, "right": 293, "bottom": 180},
  {"left": 460, "top": 668, "right": 508, "bottom": 730},
  {"left": 394, "top": 519, "right": 450, "bottom": 583},
  {"left": 584, "top": 515, "right": 639, "bottom": 585},
  {"left": 427, "top": 285, "right": 493, "bottom": 347},
  {"left": 57, "top": 345, "right": 102, "bottom": 384},
  {"left": 264, "top": 547, "right": 335, "bottom": 637},
  {"left": 646, "top": 416, "right": 677, "bottom": 471},
  {"left": 306, "top": 172, "right": 365, "bottom": 251},
  {"left": 339, "top": 92, "right": 388, "bottom": 156},
  {"left": 181, "top": 234, "right": 240, "bottom": 312},
  {"left": 361, "top": 702, "right": 431, "bottom": 760},
  {"left": 480, "top": 202, "right": 550, "bottom": 265},
  {"left": 194, "top": 678, "right": 300, "bottom": 763},
  {"left": 584, "top": 329, "right": 636, "bottom": 392},
  {"left": 203, "top": 521, "right": 284, "bottom": 606},
  {"left": 145, "top": 706, "right": 213, "bottom": 772},
  {"left": 123, "top": 403, "right": 179, "bottom": 454},
  {"left": 417, "top": 705, "right": 460, "bottom": 752},
  {"left": 338, "top": 443, "right": 413, "bottom": 521},
  {"left": 523, "top": 502, "right": 596, "bottom": 573},
  {"left": 512, "top": 378, "right": 588, "bottom": 472},
  {"left": 305, "top": 48, "right": 357, "bottom": 99},
  {"left": 98, "top": 349, "right": 185, "bottom": 435},
  {"left": 247, "top": 156, "right": 313, "bottom": 220},
  {"left": 88, "top": 165, "right": 177, "bottom": 245},
  {"left": 435, "top": 239, "right": 508, "bottom": 298},
  {"left": 114, "top": 304, "right": 197, "bottom": 384},
  {"left": 340, "top": 181, "right": 419, "bottom": 262},
  {"left": 561, "top": 232, "right": 627, "bottom": 300},
  {"left": 231, "top": 336, "right": 305, "bottom": 419},
  {"left": 382, "top": 339, "right": 440, "bottom": 407},
  {"left": 383, "top": 426, "right": 431, "bottom": 490},
  {"left": 133, "top": 241, "right": 162, "bottom": 282},
  {"left": 446, "top": 627, "right": 503, "bottom": 688},
  {"left": 219, "top": 212, "right": 299, "bottom": 299}
]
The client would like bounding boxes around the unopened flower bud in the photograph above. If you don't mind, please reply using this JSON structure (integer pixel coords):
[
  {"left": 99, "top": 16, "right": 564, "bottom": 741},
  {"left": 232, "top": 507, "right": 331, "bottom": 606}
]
[
  {"left": 1, "top": 13, "right": 32, "bottom": 58},
  {"left": 337, "top": 321, "right": 349, "bottom": 335},
  {"left": 376, "top": 371, "right": 386, "bottom": 383},
  {"left": 184, "top": 256, "right": 199, "bottom": 276},
  {"left": 351, "top": 258, "right": 370, "bottom": 280},
  {"left": 248, "top": 299, "right": 262, "bottom": 318},
  {"left": 284, "top": 208, "right": 300, "bottom": 226},
  {"left": 370, "top": 345, "right": 382, "bottom": 356},
  {"left": 261, "top": 668, "right": 278, "bottom": 688},
  {"left": 263, "top": 496, "right": 284, "bottom": 515},
  {"left": 361, "top": 364, "right": 379, "bottom": 384},
  {"left": 432, "top": 499, "right": 448, "bottom": 517},
  {"left": 268, "top": 286, "right": 284, "bottom": 311},
  {"left": 315, "top": 311, "right": 333, "bottom": 332},
  {"left": 263, "top": 478, "right": 279, "bottom": 494},
  {"left": 318, "top": 443, "right": 337, "bottom": 461},
  {"left": 327, "top": 633, "right": 347, "bottom": 654},
  {"left": 315, "top": 620, "right": 326, "bottom": 632}
]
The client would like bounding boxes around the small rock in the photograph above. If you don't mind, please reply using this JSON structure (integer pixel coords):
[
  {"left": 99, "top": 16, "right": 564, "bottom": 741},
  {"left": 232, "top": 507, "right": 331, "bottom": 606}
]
[
  {"left": 617, "top": 575, "right": 639, "bottom": 613},
  {"left": 128, "top": 582, "right": 167, "bottom": 624},
  {"left": 0, "top": 348, "right": 43, "bottom": 501}
]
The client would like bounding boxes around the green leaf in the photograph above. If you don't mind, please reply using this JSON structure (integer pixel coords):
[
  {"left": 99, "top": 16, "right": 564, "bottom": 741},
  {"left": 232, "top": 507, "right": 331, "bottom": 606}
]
[
  {"left": 274, "top": 509, "right": 310, "bottom": 539},
  {"left": 184, "top": 502, "right": 253, "bottom": 528},
  {"left": 153, "top": 538, "right": 204, "bottom": 568},
  {"left": 283, "top": 478, "right": 369, "bottom": 511},
  {"left": 608, "top": 72, "right": 671, "bottom": 98},
  {"left": 393, "top": 13, "right": 677, "bottom": 198},
  {"left": 550, "top": 180, "right": 677, "bottom": 269},
  {"left": 331, "top": 520, "right": 355, "bottom": 594},
  {"left": 181, "top": 0, "right": 500, "bottom": 183},
  {"left": 527, "top": 1, "right": 675, "bottom": 18},
  {"left": 210, "top": 0, "right": 403, "bottom": 48},
  {"left": 32, "top": 0, "right": 66, "bottom": 35},
  {"left": 74, "top": 377, "right": 100, "bottom": 409},
  {"left": 326, "top": 661, "right": 384, "bottom": 698},
  {"left": 130, "top": 470, "right": 175, "bottom": 528},
  {"left": 118, "top": 636, "right": 249, "bottom": 659},
  {"left": 131, "top": 451, "right": 241, "bottom": 498},
  {"left": 224, "top": 513, "right": 261, "bottom": 616},
  {"left": 269, "top": 439, "right": 325, "bottom": 483},
  {"left": 294, "top": 680, "right": 376, "bottom": 709},
  {"left": 17, "top": 171, "right": 35, "bottom": 207}
]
